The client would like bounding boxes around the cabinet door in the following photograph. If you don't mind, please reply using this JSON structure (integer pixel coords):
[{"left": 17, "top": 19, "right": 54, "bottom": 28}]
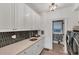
[
  {"left": 0, "top": 3, "right": 11, "bottom": 30},
  {"left": 31, "top": 11, "right": 36, "bottom": 30},
  {"left": 23, "top": 4, "right": 41, "bottom": 30},
  {"left": 35, "top": 14, "right": 38, "bottom": 30},
  {"left": 14, "top": 3, "right": 25, "bottom": 30},
  {"left": 18, "top": 44, "right": 35, "bottom": 55},
  {"left": 24, "top": 5, "right": 33, "bottom": 30},
  {"left": 18, "top": 39, "right": 44, "bottom": 55},
  {"left": 32, "top": 12, "right": 40, "bottom": 30},
  {"left": 34, "top": 39, "right": 44, "bottom": 54},
  {"left": 35, "top": 13, "right": 40, "bottom": 30},
  {"left": 38, "top": 15, "right": 41, "bottom": 30},
  {"left": 10, "top": 3, "right": 15, "bottom": 30}
]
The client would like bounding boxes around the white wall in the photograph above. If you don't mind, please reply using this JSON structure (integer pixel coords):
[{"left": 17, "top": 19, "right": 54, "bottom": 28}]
[
  {"left": 41, "top": 13, "right": 52, "bottom": 49},
  {"left": 40, "top": 6, "right": 79, "bottom": 51}
]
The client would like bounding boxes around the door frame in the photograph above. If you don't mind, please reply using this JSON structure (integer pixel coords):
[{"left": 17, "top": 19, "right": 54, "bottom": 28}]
[{"left": 52, "top": 20, "right": 64, "bottom": 45}]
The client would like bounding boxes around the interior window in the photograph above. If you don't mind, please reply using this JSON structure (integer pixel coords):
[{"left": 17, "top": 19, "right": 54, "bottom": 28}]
[{"left": 53, "top": 20, "right": 63, "bottom": 33}]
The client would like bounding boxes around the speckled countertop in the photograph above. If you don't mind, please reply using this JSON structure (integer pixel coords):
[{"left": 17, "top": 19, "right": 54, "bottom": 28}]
[{"left": 0, "top": 37, "right": 41, "bottom": 55}]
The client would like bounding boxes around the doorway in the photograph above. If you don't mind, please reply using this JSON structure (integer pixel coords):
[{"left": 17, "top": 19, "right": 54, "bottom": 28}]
[
  {"left": 52, "top": 20, "right": 64, "bottom": 53},
  {"left": 52, "top": 20, "right": 64, "bottom": 44}
]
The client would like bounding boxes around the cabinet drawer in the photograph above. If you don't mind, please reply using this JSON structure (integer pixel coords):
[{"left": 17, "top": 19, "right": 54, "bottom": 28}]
[
  {"left": 18, "top": 50, "right": 32, "bottom": 55},
  {"left": 32, "top": 40, "right": 44, "bottom": 54},
  {"left": 18, "top": 46, "right": 34, "bottom": 55}
]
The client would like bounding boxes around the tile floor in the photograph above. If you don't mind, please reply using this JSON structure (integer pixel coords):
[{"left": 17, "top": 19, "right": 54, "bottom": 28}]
[{"left": 41, "top": 43, "right": 67, "bottom": 55}]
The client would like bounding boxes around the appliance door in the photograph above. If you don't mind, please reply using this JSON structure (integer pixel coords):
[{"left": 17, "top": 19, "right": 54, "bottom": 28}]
[
  {"left": 66, "top": 35, "right": 73, "bottom": 54},
  {"left": 72, "top": 38, "right": 78, "bottom": 55},
  {"left": 66, "top": 35, "right": 70, "bottom": 54},
  {"left": 66, "top": 35, "right": 69, "bottom": 47}
]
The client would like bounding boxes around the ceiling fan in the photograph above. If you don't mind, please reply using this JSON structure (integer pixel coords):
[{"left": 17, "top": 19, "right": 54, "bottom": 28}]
[{"left": 49, "top": 3, "right": 57, "bottom": 11}]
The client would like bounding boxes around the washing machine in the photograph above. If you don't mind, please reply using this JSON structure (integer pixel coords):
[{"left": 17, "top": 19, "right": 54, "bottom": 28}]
[
  {"left": 66, "top": 31, "right": 75, "bottom": 55},
  {"left": 72, "top": 32, "right": 79, "bottom": 55},
  {"left": 66, "top": 31, "right": 79, "bottom": 55}
]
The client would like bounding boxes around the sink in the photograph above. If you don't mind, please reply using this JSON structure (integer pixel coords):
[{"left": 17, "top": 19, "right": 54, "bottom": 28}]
[
  {"left": 29, "top": 37, "right": 37, "bottom": 41},
  {"left": 30, "top": 39, "right": 37, "bottom": 41}
]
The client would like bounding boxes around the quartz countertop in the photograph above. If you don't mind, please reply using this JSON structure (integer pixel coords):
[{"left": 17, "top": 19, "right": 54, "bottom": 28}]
[{"left": 0, "top": 37, "right": 41, "bottom": 55}]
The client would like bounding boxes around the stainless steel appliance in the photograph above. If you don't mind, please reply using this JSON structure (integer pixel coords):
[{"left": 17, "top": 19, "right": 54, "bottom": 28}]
[
  {"left": 72, "top": 26, "right": 79, "bottom": 54},
  {"left": 66, "top": 31, "right": 74, "bottom": 54},
  {"left": 66, "top": 26, "right": 79, "bottom": 55},
  {"left": 72, "top": 32, "right": 79, "bottom": 55},
  {"left": 66, "top": 31, "right": 79, "bottom": 55}
]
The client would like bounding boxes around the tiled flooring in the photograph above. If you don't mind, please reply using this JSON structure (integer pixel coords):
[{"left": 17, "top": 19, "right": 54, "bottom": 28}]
[{"left": 41, "top": 43, "right": 67, "bottom": 55}]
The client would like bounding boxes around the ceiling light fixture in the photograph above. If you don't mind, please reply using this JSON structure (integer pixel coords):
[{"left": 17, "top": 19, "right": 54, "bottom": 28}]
[{"left": 49, "top": 3, "right": 57, "bottom": 11}]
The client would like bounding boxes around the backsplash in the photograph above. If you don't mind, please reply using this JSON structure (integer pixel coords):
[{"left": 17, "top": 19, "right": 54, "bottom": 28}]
[{"left": 0, "top": 30, "right": 38, "bottom": 48}]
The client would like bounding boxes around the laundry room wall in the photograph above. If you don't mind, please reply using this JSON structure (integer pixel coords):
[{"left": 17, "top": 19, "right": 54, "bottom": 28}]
[{"left": 40, "top": 6, "right": 79, "bottom": 52}]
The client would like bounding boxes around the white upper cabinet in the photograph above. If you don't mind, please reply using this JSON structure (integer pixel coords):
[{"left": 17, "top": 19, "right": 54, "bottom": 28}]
[
  {"left": 31, "top": 9, "right": 36, "bottom": 30},
  {"left": 0, "top": 3, "right": 25, "bottom": 31},
  {"left": 0, "top": 4, "right": 11, "bottom": 30},
  {"left": 33, "top": 12, "right": 41, "bottom": 30},
  {"left": 14, "top": 3, "right": 25, "bottom": 30},
  {"left": 15, "top": 4, "right": 41, "bottom": 30},
  {"left": 0, "top": 3, "right": 41, "bottom": 32},
  {"left": 35, "top": 14, "right": 41, "bottom": 30},
  {"left": 10, "top": 3, "right": 15, "bottom": 30},
  {"left": 24, "top": 4, "right": 33, "bottom": 30},
  {"left": 24, "top": 4, "right": 41, "bottom": 30}
]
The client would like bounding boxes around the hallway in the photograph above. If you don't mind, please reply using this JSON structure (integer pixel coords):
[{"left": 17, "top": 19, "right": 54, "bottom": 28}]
[{"left": 41, "top": 43, "right": 66, "bottom": 55}]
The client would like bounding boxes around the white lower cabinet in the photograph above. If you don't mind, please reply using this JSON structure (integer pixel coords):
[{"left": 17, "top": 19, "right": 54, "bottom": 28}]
[{"left": 18, "top": 39, "right": 44, "bottom": 55}]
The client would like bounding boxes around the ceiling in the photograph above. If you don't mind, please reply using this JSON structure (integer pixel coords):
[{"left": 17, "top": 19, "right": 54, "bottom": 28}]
[{"left": 26, "top": 3, "right": 77, "bottom": 13}]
